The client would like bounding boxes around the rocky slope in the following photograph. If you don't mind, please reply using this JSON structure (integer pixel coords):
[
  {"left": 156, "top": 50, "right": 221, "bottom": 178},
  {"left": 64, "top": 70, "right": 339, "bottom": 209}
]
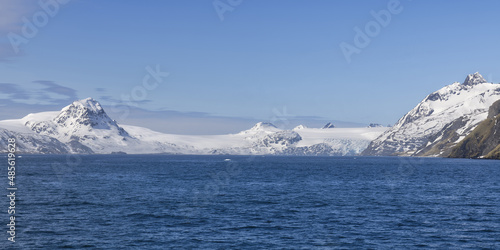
[
  {"left": 0, "top": 128, "right": 69, "bottom": 154},
  {"left": 448, "top": 99, "right": 500, "bottom": 159}
]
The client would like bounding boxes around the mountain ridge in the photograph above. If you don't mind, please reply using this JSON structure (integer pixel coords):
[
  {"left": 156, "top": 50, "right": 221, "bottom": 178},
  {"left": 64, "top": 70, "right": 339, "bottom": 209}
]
[{"left": 0, "top": 98, "right": 387, "bottom": 155}]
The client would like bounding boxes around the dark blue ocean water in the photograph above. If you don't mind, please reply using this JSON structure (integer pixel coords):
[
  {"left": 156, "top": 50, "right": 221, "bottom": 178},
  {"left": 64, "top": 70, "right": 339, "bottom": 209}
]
[{"left": 2, "top": 155, "right": 500, "bottom": 249}]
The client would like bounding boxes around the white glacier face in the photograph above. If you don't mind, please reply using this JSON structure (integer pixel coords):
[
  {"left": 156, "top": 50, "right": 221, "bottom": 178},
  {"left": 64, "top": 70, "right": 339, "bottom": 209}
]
[
  {"left": 0, "top": 98, "right": 388, "bottom": 155},
  {"left": 363, "top": 73, "right": 500, "bottom": 156}
]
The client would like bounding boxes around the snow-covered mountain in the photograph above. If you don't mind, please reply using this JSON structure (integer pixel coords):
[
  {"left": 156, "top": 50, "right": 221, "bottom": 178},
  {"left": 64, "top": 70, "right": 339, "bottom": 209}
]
[
  {"left": 0, "top": 98, "right": 388, "bottom": 155},
  {"left": 22, "top": 98, "right": 135, "bottom": 153},
  {"left": 0, "top": 98, "right": 147, "bottom": 154},
  {"left": 363, "top": 73, "right": 500, "bottom": 156}
]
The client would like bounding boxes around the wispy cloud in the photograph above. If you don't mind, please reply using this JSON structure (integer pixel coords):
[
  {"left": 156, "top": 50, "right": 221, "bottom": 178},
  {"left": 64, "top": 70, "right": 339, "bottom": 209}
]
[
  {"left": 35, "top": 80, "right": 78, "bottom": 101},
  {"left": 98, "top": 95, "right": 152, "bottom": 106},
  {"left": 0, "top": 81, "right": 78, "bottom": 105},
  {"left": 0, "top": 83, "right": 30, "bottom": 99}
]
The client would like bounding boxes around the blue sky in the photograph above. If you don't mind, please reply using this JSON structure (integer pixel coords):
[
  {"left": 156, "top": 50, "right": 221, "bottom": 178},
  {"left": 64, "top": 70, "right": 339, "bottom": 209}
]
[{"left": 1, "top": 0, "right": 500, "bottom": 134}]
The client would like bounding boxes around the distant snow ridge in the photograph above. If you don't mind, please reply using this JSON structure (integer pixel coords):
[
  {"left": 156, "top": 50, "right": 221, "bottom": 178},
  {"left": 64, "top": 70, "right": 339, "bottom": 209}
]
[
  {"left": 368, "top": 123, "right": 384, "bottom": 128},
  {"left": 322, "top": 122, "right": 335, "bottom": 129},
  {"left": 247, "top": 122, "right": 280, "bottom": 132},
  {"left": 293, "top": 125, "right": 307, "bottom": 130},
  {"left": 363, "top": 72, "right": 500, "bottom": 157},
  {"left": 0, "top": 98, "right": 388, "bottom": 155}
]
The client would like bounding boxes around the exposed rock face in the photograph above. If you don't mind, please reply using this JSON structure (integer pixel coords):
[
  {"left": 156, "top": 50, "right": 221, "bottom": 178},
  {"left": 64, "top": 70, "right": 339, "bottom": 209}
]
[
  {"left": 462, "top": 72, "right": 487, "bottom": 86},
  {"left": 448, "top": 99, "right": 500, "bottom": 159},
  {"left": 487, "top": 99, "right": 500, "bottom": 119},
  {"left": 485, "top": 145, "right": 500, "bottom": 159},
  {"left": 0, "top": 128, "right": 70, "bottom": 154},
  {"left": 412, "top": 116, "right": 470, "bottom": 157},
  {"left": 257, "top": 131, "right": 302, "bottom": 147},
  {"left": 368, "top": 123, "right": 384, "bottom": 128}
]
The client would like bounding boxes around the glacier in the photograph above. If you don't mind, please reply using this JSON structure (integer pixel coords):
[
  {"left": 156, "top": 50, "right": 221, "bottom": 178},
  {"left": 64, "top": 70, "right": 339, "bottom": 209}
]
[{"left": 0, "top": 98, "right": 387, "bottom": 155}]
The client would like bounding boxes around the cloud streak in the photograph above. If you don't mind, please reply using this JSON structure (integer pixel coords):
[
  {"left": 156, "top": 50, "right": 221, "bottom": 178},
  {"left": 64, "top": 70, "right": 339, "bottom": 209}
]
[
  {"left": 0, "top": 83, "right": 30, "bottom": 99},
  {"left": 0, "top": 81, "right": 79, "bottom": 105},
  {"left": 35, "top": 80, "right": 78, "bottom": 101}
]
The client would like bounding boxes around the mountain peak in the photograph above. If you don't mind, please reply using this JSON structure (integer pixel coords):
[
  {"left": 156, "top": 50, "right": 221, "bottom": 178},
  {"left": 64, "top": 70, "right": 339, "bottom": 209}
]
[
  {"left": 22, "top": 98, "right": 129, "bottom": 142},
  {"left": 463, "top": 72, "right": 487, "bottom": 86},
  {"left": 238, "top": 122, "right": 281, "bottom": 135},
  {"left": 72, "top": 97, "right": 103, "bottom": 112},
  {"left": 54, "top": 98, "right": 117, "bottom": 130},
  {"left": 293, "top": 125, "right": 307, "bottom": 130},
  {"left": 250, "top": 122, "right": 278, "bottom": 131},
  {"left": 322, "top": 122, "right": 335, "bottom": 129}
]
